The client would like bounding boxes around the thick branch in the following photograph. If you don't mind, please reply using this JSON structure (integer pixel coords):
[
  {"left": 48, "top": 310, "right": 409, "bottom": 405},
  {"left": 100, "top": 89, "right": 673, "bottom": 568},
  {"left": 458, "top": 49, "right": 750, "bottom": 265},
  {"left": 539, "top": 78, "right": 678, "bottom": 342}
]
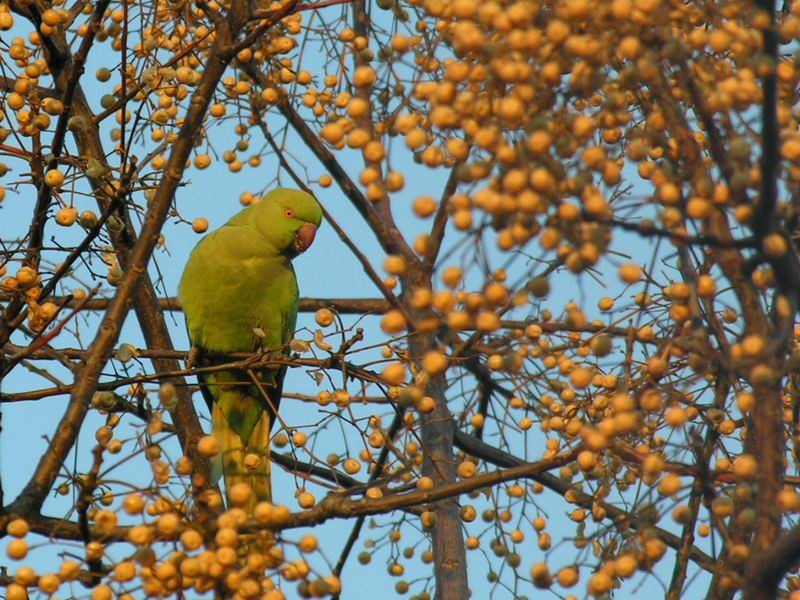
[
  {"left": 405, "top": 268, "right": 469, "bottom": 600},
  {"left": 650, "top": 62, "right": 783, "bottom": 572},
  {"left": 0, "top": 295, "right": 392, "bottom": 314}
]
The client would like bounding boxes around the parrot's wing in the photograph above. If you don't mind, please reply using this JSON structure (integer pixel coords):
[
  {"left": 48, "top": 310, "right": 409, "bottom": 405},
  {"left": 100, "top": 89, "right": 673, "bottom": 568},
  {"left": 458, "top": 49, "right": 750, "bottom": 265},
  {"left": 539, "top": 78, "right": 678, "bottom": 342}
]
[
  {"left": 267, "top": 291, "right": 298, "bottom": 423},
  {"left": 267, "top": 365, "right": 287, "bottom": 425},
  {"left": 193, "top": 350, "right": 219, "bottom": 414},
  {"left": 259, "top": 292, "right": 298, "bottom": 428}
]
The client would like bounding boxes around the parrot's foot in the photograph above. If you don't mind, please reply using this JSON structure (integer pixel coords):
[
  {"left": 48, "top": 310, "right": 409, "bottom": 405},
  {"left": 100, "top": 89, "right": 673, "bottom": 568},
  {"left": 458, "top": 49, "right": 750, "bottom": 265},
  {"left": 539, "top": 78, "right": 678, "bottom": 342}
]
[
  {"left": 251, "top": 348, "right": 287, "bottom": 366},
  {"left": 268, "top": 351, "right": 292, "bottom": 369},
  {"left": 268, "top": 350, "right": 289, "bottom": 361},
  {"left": 247, "top": 346, "right": 267, "bottom": 366}
]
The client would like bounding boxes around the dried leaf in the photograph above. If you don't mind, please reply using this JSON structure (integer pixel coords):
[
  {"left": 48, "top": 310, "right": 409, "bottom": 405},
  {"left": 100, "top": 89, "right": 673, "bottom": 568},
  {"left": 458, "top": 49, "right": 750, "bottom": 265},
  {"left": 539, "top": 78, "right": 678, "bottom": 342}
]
[
  {"left": 290, "top": 338, "right": 311, "bottom": 353},
  {"left": 313, "top": 329, "right": 333, "bottom": 352},
  {"left": 116, "top": 343, "right": 138, "bottom": 363}
]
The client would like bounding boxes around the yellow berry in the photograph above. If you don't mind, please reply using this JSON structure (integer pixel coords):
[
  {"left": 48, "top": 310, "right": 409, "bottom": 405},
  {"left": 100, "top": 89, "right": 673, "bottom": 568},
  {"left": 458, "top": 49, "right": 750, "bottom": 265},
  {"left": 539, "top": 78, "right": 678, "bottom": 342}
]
[
  {"left": 55, "top": 206, "right": 78, "bottom": 226},
  {"left": 732, "top": 454, "right": 758, "bottom": 480},
  {"left": 381, "top": 309, "right": 406, "bottom": 333},
  {"left": 6, "top": 519, "right": 29, "bottom": 538},
  {"left": 557, "top": 566, "right": 579, "bottom": 587},
  {"left": 44, "top": 169, "right": 65, "bottom": 187},
  {"left": 123, "top": 493, "right": 146, "bottom": 515},
  {"left": 417, "top": 476, "right": 434, "bottom": 491},
  {"left": 422, "top": 350, "right": 448, "bottom": 374},
  {"left": 315, "top": 308, "right": 335, "bottom": 327},
  {"left": 384, "top": 255, "right": 407, "bottom": 275},
  {"left": 531, "top": 563, "right": 552, "bottom": 588},
  {"left": 298, "top": 534, "right": 318, "bottom": 552},
  {"left": 298, "top": 492, "right": 316, "bottom": 508},
  {"left": 192, "top": 217, "right": 209, "bottom": 234},
  {"left": 41, "top": 8, "right": 62, "bottom": 26},
  {"left": 114, "top": 561, "right": 136, "bottom": 582},
  {"left": 6, "top": 584, "right": 28, "bottom": 600},
  {"left": 197, "top": 435, "right": 220, "bottom": 457},
  {"left": 344, "top": 458, "right": 361, "bottom": 474},
  {"left": 382, "top": 362, "right": 406, "bottom": 385},
  {"left": 353, "top": 66, "right": 376, "bottom": 87},
  {"left": 92, "top": 584, "right": 113, "bottom": 600},
  {"left": 228, "top": 483, "right": 253, "bottom": 506},
  {"left": 588, "top": 571, "right": 613, "bottom": 595},
  {"left": 570, "top": 367, "right": 592, "bottom": 389},
  {"left": 59, "top": 561, "right": 80, "bottom": 581},
  {"left": 441, "top": 266, "right": 462, "bottom": 288},
  {"left": 457, "top": 461, "right": 476, "bottom": 478},
  {"left": 7, "top": 539, "right": 28, "bottom": 560},
  {"left": 413, "top": 195, "right": 437, "bottom": 218},
  {"left": 618, "top": 263, "right": 642, "bottom": 284}
]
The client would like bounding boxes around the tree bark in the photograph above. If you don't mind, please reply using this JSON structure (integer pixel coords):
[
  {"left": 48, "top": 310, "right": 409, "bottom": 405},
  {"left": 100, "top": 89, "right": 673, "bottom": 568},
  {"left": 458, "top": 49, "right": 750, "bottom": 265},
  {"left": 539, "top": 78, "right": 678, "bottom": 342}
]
[{"left": 406, "top": 283, "right": 469, "bottom": 599}]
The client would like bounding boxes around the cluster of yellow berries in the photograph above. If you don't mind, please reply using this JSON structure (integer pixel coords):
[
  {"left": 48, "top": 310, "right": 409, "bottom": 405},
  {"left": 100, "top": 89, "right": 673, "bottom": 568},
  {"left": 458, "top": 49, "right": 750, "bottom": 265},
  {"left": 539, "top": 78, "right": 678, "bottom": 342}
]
[{"left": 5, "top": 499, "right": 341, "bottom": 600}]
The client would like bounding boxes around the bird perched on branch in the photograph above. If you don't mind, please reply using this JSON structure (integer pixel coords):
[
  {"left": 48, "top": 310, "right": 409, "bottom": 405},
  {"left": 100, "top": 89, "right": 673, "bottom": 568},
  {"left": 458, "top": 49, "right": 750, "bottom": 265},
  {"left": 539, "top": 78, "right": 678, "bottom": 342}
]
[{"left": 179, "top": 188, "right": 322, "bottom": 512}]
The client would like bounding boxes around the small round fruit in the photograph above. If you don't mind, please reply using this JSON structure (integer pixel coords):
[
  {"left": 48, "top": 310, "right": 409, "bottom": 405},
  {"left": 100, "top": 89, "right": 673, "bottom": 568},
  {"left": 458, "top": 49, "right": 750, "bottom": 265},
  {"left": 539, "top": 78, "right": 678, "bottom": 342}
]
[
  {"left": 7, "top": 539, "right": 28, "bottom": 560},
  {"left": 228, "top": 483, "right": 253, "bottom": 506},
  {"left": 618, "top": 263, "right": 643, "bottom": 284},
  {"left": 6, "top": 519, "right": 29, "bottom": 538},
  {"left": 55, "top": 206, "right": 78, "bottom": 226},
  {"left": 298, "top": 534, "right": 318, "bottom": 552},
  {"left": 315, "top": 308, "right": 335, "bottom": 327},
  {"left": 192, "top": 217, "right": 209, "bottom": 233},
  {"left": 44, "top": 168, "right": 65, "bottom": 187},
  {"left": 197, "top": 435, "right": 220, "bottom": 457},
  {"left": 298, "top": 492, "right": 316, "bottom": 508}
]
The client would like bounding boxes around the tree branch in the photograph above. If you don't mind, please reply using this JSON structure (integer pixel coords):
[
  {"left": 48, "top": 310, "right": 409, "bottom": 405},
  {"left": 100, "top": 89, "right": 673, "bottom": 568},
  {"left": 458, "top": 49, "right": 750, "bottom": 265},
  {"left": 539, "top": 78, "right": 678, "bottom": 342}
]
[{"left": 0, "top": 295, "right": 392, "bottom": 314}]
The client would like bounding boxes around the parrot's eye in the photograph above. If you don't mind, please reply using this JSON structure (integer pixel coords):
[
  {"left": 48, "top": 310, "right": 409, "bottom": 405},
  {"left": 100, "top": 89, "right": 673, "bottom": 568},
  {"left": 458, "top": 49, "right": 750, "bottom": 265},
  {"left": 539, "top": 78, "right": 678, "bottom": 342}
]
[{"left": 284, "top": 208, "right": 294, "bottom": 218}]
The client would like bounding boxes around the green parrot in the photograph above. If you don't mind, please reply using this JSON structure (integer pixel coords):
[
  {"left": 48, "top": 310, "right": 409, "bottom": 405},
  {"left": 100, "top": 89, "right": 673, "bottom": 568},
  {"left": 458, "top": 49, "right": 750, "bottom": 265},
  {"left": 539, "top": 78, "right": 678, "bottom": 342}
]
[{"left": 178, "top": 188, "right": 322, "bottom": 512}]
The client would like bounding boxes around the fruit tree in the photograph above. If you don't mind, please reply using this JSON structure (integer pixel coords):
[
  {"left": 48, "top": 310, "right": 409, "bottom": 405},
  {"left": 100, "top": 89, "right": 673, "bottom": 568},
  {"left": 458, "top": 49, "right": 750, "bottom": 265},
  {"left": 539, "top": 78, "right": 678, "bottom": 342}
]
[{"left": 1, "top": 0, "right": 800, "bottom": 599}]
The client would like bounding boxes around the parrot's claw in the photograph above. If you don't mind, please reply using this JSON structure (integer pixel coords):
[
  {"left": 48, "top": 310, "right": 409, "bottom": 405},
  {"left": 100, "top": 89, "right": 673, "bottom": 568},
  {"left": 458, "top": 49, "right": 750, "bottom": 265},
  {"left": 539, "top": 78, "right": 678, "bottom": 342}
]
[
  {"left": 247, "top": 347, "right": 266, "bottom": 366},
  {"left": 251, "top": 348, "right": 288, "bottom": 366},
  {"left": 269, "top": 350, "right": 289, "bottom": 364}
]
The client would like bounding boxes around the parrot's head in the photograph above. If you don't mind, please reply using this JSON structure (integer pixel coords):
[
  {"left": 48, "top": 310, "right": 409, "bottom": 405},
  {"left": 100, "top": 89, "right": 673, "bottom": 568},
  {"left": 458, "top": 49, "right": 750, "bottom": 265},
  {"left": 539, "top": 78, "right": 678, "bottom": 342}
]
[{"left": 254, "top": 188, "right": 323, "bottom": 258}]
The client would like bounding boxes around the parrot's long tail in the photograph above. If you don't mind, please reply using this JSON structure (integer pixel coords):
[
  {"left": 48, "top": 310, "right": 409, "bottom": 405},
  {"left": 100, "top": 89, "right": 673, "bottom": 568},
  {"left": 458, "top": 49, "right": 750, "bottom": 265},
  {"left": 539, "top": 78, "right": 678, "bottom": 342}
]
[{"left": 212, "top": 403, "right": 272, "bottom": 514}]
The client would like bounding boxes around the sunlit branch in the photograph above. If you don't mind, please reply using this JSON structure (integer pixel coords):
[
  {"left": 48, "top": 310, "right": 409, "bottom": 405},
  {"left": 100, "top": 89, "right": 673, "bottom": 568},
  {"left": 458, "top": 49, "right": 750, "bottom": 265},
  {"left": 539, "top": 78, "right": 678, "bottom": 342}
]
[{"left": 0, "top": 295, "right": 392, "bottom": 314}]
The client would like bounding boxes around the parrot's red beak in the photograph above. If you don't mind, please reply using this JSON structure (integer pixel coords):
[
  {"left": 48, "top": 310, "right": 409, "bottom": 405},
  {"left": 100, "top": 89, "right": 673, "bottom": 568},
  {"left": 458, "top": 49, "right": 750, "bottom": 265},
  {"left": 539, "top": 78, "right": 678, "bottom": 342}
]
[{"left": 294, "top": 223, "right": 317, "bottom": 254}]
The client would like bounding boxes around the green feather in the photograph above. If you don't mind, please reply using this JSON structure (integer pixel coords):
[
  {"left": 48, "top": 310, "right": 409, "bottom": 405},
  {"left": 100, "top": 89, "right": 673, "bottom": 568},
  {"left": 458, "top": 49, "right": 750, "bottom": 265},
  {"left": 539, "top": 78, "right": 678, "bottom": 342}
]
[{"left": 178, "top": 188, "right": 322, "bottom": 510}]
